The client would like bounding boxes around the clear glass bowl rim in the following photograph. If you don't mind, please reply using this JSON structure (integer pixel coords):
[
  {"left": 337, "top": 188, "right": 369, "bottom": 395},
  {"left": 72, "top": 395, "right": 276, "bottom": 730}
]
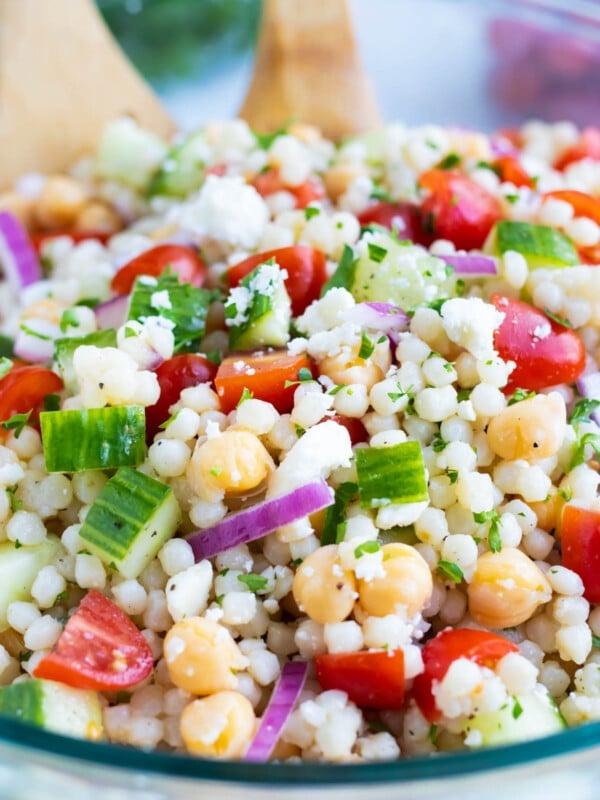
[{"left": 2, "top": 0, "right": 600, "bottom": 786}]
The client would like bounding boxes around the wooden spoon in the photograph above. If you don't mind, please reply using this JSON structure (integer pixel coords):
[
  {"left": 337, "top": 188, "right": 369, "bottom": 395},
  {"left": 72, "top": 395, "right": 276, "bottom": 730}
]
[
  {"left": 239, "top": 0, "right": 381, "bottom": 141},
  {"left": 0, "top": 0, "right": 174, "bottom": 189}
]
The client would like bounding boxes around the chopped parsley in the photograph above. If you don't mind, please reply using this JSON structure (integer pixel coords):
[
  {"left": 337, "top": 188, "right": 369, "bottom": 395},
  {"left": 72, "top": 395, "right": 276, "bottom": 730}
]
[
  {"left": 158, "top": 411, "right": 179, "bottom": 430},
  {"left": 284, "top": 367, "right": 314, "bottom": 388},
  {"left": 19, "top": 323, "right": 52, "bottom": 341},
  {"left": 437, "top": 560, "right": 464, "bottom": 583},
  {"left": 358, "top": 332, "right": 376, "bottom": 360},
  {"left": 438, "top": 152, "right": 461, "bottom": 170},
  {"left": 354, "top": 541, "right": 381, "bottom": 559},
  {"left": 1, "top": 410, "right": 32, "bottom": 438},
  {"left": 43, "top": 393, "right": 61, "bottom": 412},
  {"left": 6, "top": 486, "right": 22, "bottom": 513},
  {"left": 474, "top": 509, "right": 503, "bottom": 553},
  {"left": 512, "top": 697, "right": 524, "bottom": 720},
  {"left": 0, "top": 357, "right": 12, "bottom": 379},
  {"left": 304, "top": 205, "right": 321, "bottom": 220},
  {"left": 592, "top": 634, "right": 600, "bottom": 649},
  {"left": 59, "top": 309, "right": 81, "bottom": 333},
  {"left": 367, "top": 242, "right": 388, "bottom": 264},
  {"left": 237, "top": 387, "right": 254, "bottom": 406},
  {"left": 544, "top": 308, "right": 573, "bottom": 328},
  {"left": 570, "top": 398, "right": 600, "bottom": 425},
  {"left": 507, "top": 388, "right": 536, "bottom": 406},
  {"left": 447, "top": 469, "right": 459, "bottom": 485},
  {"left": 431, "top": 434, "right": 449, "bottom": 453},
  {"left": 237, "top": 573, "right": 269, "bottom": 593}
]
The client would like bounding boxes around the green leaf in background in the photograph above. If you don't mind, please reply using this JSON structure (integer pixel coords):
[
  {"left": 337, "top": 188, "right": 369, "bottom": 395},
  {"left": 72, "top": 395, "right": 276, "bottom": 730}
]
[{"left": 97, "top": 0, "right": 262, "bottom": 83}]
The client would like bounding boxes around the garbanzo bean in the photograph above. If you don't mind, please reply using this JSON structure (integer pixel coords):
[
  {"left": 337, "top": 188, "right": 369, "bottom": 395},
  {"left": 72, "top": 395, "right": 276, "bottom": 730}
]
[
  {"left": 292, "top": 545, "right": 357, "bottom": 624},
  {"left": 180, "top": 691, "right": 256, "bottom": 758},
  {"left": 358, "top": 543, "right": 433, "bottom": 618},
  {"left": 20, "top": 298, "right": 63, "bottom": 324},
  {"left": 35, "top": 175, "right": 88, "bottom": 229},
  {"left": 187, "top": 429, "right": 274, "bottom": 502},
  {"left": 467, "top": 547, "right": 552, "bottom": 628},
  {"left": 318, "top": 343, "right": 386, "bottom": 391},
  {"left": 530, "top": 490, "right": 564, "bottom": 534},
  {"left": 75, "top": 200, "right": 122, "bottom": 234},
  {"left": 486, "top": 392, "right": 566, "bottom": 461},
  {"left": 164, "top": 617, "right": 247, "bottom": 695}
]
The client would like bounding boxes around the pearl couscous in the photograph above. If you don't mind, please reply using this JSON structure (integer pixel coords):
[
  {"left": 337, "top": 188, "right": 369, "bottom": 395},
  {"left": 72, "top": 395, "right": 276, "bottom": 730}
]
[{"left": 0, "top": 116, "right": 599, "bottom": 762}]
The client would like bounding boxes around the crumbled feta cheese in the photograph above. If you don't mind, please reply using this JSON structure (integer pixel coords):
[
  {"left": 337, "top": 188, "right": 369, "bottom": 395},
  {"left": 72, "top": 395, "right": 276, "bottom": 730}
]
[{"left": 440, "top": 297, "right": 505, "bottom": 359}]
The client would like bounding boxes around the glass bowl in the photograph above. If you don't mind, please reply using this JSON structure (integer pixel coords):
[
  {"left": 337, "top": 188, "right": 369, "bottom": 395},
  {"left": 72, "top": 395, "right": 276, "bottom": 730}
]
[{"left": 3, "top": 1, "right": 600, "bottom": 798}]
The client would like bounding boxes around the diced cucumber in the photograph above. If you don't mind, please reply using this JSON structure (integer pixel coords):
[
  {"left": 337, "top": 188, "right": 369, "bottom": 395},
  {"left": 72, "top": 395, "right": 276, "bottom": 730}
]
[
  {"left": 147, "top": 132, "right": 210, "bottom": 198},
  {"left": 463, "top": 687, "right": 566, "bottom": 747},
  {"left": 0, "top": 335, "right": 14, "bottom": 358},
  {"left": 486, "top": 220, "right": 579, "bottom": 269},
  {"left": 356, "top": 440, "right": 429, "bottom": 508},
  {"left": 128, "top": 273, "right": 217, "bottom": 353},
  {"left": 0, "top": 678, "right": 103, "bottom": 740},
  {"left": 53, "top": 329, "right": 117, "bottom": 393},
  {"left": 40, "top": 406, "right": 146, "bottom": 473},
  {"left": 0, "top": 536, "right": 60, "bottom": 631},
  {"left": 95, "top": 117, "right": 168, "bottom": 191},
  {"left": 79, "top": 466, "right": 181, "bottom": 579},
  {"left": 350, "top": 230, "right": 457, "bottom": 309},
  {"left": 225, "top": 261, "right": 291, "bottom": 350}
]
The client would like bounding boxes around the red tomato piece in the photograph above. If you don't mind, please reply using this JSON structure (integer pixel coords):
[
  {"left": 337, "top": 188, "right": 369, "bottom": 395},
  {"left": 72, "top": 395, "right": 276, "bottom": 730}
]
[
  {"left": 554, "top": 128, "right": 600, "bottom": 171},
  {"left": 252, "top": 168, "right": 325, "bottom": 209},
  {"left": 31, "top": 230, "right": 112, "bottom": 251},
  {"left": 111, "top": 244, "right": 207, "bottom": 295},
  {"left": 357, "top": 201, "right": 430, "bottom": 245},
  {"left": 411, "top": 628, "right": 518, "bottom": 722},
  {"left": 418, "top": 169, "right": 502, "bottom": 251},
  {"left": 227, "top": 246, "right": 327, "bottom": 317},
  {"left": 543, "top": 189, "right": 600, "bottom": 226},
  {"left": 491, "top": 293, "right": 586, "bottom": 392},
  {"left": 561, "top": 504, "right": 600, "bottom": 603},
  {"left": 492, "top": 155, "right": 534, "bottom": 188},
  {"left": 215, "top": 351, "right": 314, "bottom": 414},
  {"left": 145, "top": 354, "right": 218, "bottom": 442},
  {"left": 315, "top": 650, "right": 405, "bottom": 709},
  {"left": 34, "top": 590, "right": 154, "bottom": 691},
  {"left": 326, "top": 413, "right": 368, "bottom": 445},
  {"left": 0, "top": 365, "right": 63, "bottom": 428}
]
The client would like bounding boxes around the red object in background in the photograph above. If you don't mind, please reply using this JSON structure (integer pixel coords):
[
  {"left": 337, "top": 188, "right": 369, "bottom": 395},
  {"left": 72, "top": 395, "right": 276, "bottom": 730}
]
[
  {"left": 315, "top": 650, "right": 405, "bottom": 709},
  {"left": 412, "top": 628, "right": 518, "bottom": 722},
  {"left": 561, "top": 505, "right": 600, "bottom": 603},
  {"left": 357, "top": 201, "right": 430, "bottom": 245},
  {"left": 111, "top": 244, "right": 207, "bottom": 295},
  {"left": 31, "top": 230, "right": 112, "bottom": 251},
  {"left": 227, "top": 246, "right": 327, "bottom": 317},
  {"left": 418, "top": 170, "right": 502, "bottom": 251},
  {"left": 34, "top": 590, "right": 154, "bottom": 691},
  {"left": 554, "top": 128, "right": 600, "bottom": 170},
  {"left": 215, "top": 351, "right": 314, "bottom": 414},
  {"left": 253, "top": 168, "right": 325, "bottom": 209},
  {"left": 492, "top": 155, "right": 535, "bottom": 188},
  {"left": 0, "top": 366, "right": 63, "bottom": 428},
  {"left": 491, "top": 294, "right": 586, "bottom": 393},
  {"left": 145, "top": 354, "right": 217, "bottom": 442}
]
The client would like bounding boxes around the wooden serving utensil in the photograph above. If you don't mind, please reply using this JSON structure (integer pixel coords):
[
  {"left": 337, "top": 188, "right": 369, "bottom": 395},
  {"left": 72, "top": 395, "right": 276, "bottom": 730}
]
[
  {"left": 0, "top": 0, "right": 174, "bottom": 188},
  {"left": 239, "top": 0, "right": 381, "bottom": 141}
]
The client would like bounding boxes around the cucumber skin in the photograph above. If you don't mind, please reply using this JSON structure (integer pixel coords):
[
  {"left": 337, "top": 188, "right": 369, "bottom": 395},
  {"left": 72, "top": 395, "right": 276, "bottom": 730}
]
[
  {"left": 40, "top": 406, "right": 146, "bottom": 473},
  {"left": 0, "top": 679, "right": 103, "bottom": 740},
  {"left": 0, "top": 537, "right": 61, "bottom": 631},
  {"left": 147, "top": 133, "right": 208, "bottom": 198},
  {"left": 228, "top": 265, "right": 291, "bottom": 351},
  {"left": 491, "top": 221, "right": 579, "bottom": 268},
  {"left": 79, "top": 467, "right": 181, "bottom": 579},
  {"left": 356, "top": 441, "right": 429, "bottom": 508}
]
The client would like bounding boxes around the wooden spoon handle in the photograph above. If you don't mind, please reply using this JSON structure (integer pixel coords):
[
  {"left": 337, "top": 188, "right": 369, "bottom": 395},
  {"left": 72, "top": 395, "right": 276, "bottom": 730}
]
[
  {"left": 0, "top": 0, "right": 174, "bottom": 188},
  {"left": 239, "top": 0, "right": 381, "bottom": 141}
]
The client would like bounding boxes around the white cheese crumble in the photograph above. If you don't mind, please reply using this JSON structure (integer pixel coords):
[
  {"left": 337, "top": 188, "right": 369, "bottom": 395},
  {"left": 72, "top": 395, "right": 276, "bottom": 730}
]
[{"left": 441, "top": 297, "right": 505, "bottom": 359}]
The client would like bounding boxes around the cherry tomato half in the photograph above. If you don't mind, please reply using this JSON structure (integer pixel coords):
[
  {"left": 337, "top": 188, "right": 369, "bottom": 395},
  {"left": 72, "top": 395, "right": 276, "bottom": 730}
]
[
  {"left": 411, "top": 628, "right": 518, "bottom": 722},
  {"left": 252, "top": 168, "right": 326, "bottom": 209},
  {"left": 227, "top": 246, "right": 327, "bottom": 317},
  {"left": 561, "top": 504, "right": 600, "bottom": 603},
  {"left": 543, "top": 189, "right": 600, "bottom": 226},
  {"left": 326, "top": 413, "right": 368, "bottom": 445},
  {"left": 215, "top": 351, "right": 314, "bottom": 414},
  {"left": 0, "top": 365, "right": 63, "bottom": 427},
  {"left": 145, "top": 354, "right": 218, "bottom": 442},
  {"left": 34, "top": 590, "right": 154, "bottom": 691},
  {"left": 315, "top": 650, "right": 405, "bottom": 709},
  {"left": 491, "top": 293, "right": 586, "bottom": 392},
  {"left": 357, "top": 201, "right": 430, "bottom": 245},
  {"left": 554, "top": 127, "right": 600, "bottom": 171},
  {"left": 418, "top": 169, "right": 502, "bottom": 251},
  {"left": 492, "top": 155, "right": 535, "bottom": 188},
  {"left": 111, "top": 244, "right": 207, "bottom": 295}
]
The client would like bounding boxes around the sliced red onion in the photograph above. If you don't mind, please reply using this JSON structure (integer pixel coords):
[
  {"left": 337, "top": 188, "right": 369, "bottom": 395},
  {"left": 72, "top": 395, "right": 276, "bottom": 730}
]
[
  {"left": 95, "top": 294, "right": 130, "bottom": 330},
  {"left": 13, "top": 319, "right": 59, "bottom": 363},
  {"left": 344, "top": 302, "right": 409, "bottom": 333},
  {"left": 0, "top": 211, "right": 42, "bottom": 289},
  {"left": 245, "top": 660, "right": 308, "bottom": 762},
  {"left": 576, "top": 371, "right": 600, "bottom": 425},
  {"left": 442, "top": 254, "right": 498, "bottom": 276},
  {"left": 186, "top": 478, "right": 333, "bottom": 560},
  {"left": 490, "top": 135, "right": 519, "bottom": 158}
]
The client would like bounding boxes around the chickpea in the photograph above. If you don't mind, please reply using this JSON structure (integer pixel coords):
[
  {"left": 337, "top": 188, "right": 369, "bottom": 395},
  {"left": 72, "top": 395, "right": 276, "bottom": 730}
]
[
  {"left": 163, "top": 617, "right": 248, "bottom": 695},
  {"left": 287, "top": 122, "right": 322, "bottom": 145},
  {"left": 530, "top": 491, "right": 564, "bottom": 534},
  {"left": 318, "top": 343, "right": 385, "bottom": 391},
  {"left": 467, "top": 547, "right": 552, "bottom": 629},
  {"left": 180, "top": 691, "right": 256, "bottom": 758},
  {"left": 20, "top": 298, "right": 63, "bottom": 324},
  {"left": 75, "top": 201, "right": 122, "bottom": 234},
  {"left": 486, "top": 393, "right": 566, "bottom": 461},
  {"left": 358, "top": 543, "right": 433, "bottom": 618},
  {"left": 0, "top": 191, "right": 36, "bottom": 228},
  {"left": 187, "top": 430, "right": 274, "bottom": 502},
  {"left": 292, "top": 545, "right": 357, "bottom": 624},
  {"left": 35, "top": 175, "right": 88, "bottom": 229},
  {"left": 324, "top": 162, "right": 367, "bottom": 201}
]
